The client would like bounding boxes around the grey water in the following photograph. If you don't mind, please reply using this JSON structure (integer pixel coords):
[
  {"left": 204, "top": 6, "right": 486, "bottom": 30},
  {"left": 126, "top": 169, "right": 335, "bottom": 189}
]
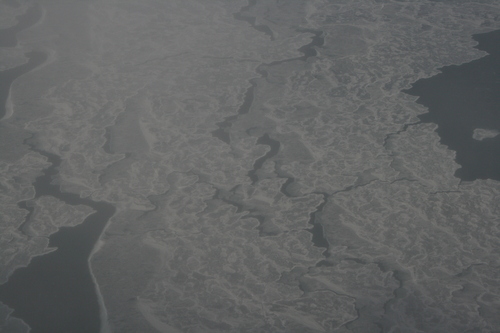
[
  {"left": 247, "top": 133, "right": 280, "bottom": 184},
  {"left": 1, "top": 3, "right": 46, "bottom": 120},
  {"left": 0, "top": 145, "right": 115, "bottom": 333},
  {"left": 233, "top": 0, "right": 274, "bottom": 40},
  {"left": 0, "top": 51, "right": 47, "bottom": 119},
  {"left": 404, "top": 29, "right": 500, "bottom": 181},
  {"left": 0, "top": 4, "right": 42, "bottom": 47},
  {"left": 0, "top": 4, "right": 115, "bottom": 332}
]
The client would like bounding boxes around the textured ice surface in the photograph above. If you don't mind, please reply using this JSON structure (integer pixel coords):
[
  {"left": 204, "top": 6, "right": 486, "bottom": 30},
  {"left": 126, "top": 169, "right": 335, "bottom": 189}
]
[
  {"left": 473, "top": 128, "right": 499, "bottom": 141},
  {"left": 1, "top": 0, "right": 500, "bottom": 332}
]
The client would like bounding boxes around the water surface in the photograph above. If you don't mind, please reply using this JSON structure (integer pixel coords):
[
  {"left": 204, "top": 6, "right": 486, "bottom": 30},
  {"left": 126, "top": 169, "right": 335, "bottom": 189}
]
[
  {"left": 404, "top": 29, "right": 500, "bottom": 181},
  {"left": 0, "top": 147, "right": 115, "bottom": 333},
  {"left": 0, "top": 4, "right": 42, "bottom": 47}
]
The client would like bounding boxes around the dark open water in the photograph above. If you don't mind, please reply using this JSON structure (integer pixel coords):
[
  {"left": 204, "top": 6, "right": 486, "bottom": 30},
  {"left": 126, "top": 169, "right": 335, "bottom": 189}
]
[
  {"left": 0, "top": 4, "right": 115, "bottom": 333},
  {"left": 404, "top": 29, "right": 500, "bottom": 181},
  {"left": 0, "top": 4, "right": 45, "bottom": 120},
  {"left": 0, "top": 4, "right": 42, "bottom": 48},
  {"left": 0, "top": 147, "right": 115, "bottom": 333},
  {"left": 0, "top": 51, "right": 47, "bottom": 120}
]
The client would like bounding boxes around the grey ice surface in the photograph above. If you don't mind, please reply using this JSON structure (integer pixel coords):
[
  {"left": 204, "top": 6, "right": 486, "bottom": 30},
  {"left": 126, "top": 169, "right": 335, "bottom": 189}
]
[
  {"left": 1, "top": 0, "right": 500, "bottom": 332},
  {"left": 473, "top": 128, "right": 499, "bottom": 141}
]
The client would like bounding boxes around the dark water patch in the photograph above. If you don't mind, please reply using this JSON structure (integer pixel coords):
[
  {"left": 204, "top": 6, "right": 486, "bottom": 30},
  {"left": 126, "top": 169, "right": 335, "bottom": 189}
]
[
  {"left": 102, "top": 126, "right": 113, "bottom": 154},
  {"left": 233, "top": 0, "right": 274, "bottom": 41},
  {"left": 306, "top": 193, "right": 330, "bottom": 257},
  {"left": 214, "top": 186, "right": 281, "bottom": 236},
  {"left": 378, "top": 268, "right": 414, "bottom": 331},
  {"left": 404, "top": 29, "right": 500, "bottom": 181},
  {"left": 0, "top": 51, "right": 47, "bottom": 120},
  {"left": 212, "top": 6, "right": 323, "bottom": 146},
  {"left": 254, "top": 29, "right": 325, "bottom": 78},
  {"left": 279, "top": 176, "right": 295, "bottom": 196},
  {"left": 316, "top": 259, "right": 334, "bottom": 267},
  {"left": 247, "top": 133, "right": 280, "bottom": 184},
  {"left": 244, "top": 214, "right": 265, "bottom": 234},
  {"left": 214, "top": 186, "right": 246, "bottom": 213},
  {"left": 243, "top": 214, "right": 281, "bottom": 236},
  {"left": 309, "top": 222, "right": 329, "bottom": 250},
  {"left": 274, "top": 163, "right": 302, "bottom": 197},
  {"left": 211, "top": 84, "right": 254, "bottom": 144},
  {"left": 104, "top": 96, "right": 150, "bottom": 154},
  {"left": 0, "top": 141, "right": 116, "bottom": 333},
  {"left": 212, "top": 126, "right": 230, "bottom": 144},
  {"left": 16, "top": 200, "right": 35, "bottom": 235},
  {"left": 212, "top": 115, "right": 237, "bottom": 144},
  {"left": 297, "top": 28, "right": 325, "bottom": 61},
  {"left": 0, "top": 4, "right": 42, "bottom": 47},
  {"left": 473, "top": 29, "right": 500, "bottom": 55},
  {"left": 237, "top": 83, "right": 255, "bottom": 115}
]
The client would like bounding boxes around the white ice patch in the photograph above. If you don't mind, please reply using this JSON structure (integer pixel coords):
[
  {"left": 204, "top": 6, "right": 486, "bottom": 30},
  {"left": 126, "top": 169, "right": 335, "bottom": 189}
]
[{"left": 472, "top": 128, "right": 500, "bottom": 141}]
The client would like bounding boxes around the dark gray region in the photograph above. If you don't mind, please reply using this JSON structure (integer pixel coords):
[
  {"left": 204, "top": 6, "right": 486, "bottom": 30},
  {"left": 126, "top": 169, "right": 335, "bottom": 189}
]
[
  {"left": 211, "top": 85, "right": 254, "bottom": 144},
  {"left": 404, "top": 29, "right": 500, "bottom": 181},
  {"left": 247, "top": 133, "right": 279, "bottom": 184},
  {"left": 0, "top": 139, "right": 115, "bottom": 333},
  {"left": 0, "top": 4, "right": 42, "bottom": 47},
  {"left": 0, "top": 3, "right": 45, "bottom": 120},
  {"left": 0, "top": 51, "right": 47, "bottom": 120},
  {"left": 212, "top": 1, "right": 324, "bottom": 145},
  {"left": 233, "top": 0, "right": 274, "bottom": 40},
  {"left": 306, "top": 193, "right": 330, "bottom": 257}
]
